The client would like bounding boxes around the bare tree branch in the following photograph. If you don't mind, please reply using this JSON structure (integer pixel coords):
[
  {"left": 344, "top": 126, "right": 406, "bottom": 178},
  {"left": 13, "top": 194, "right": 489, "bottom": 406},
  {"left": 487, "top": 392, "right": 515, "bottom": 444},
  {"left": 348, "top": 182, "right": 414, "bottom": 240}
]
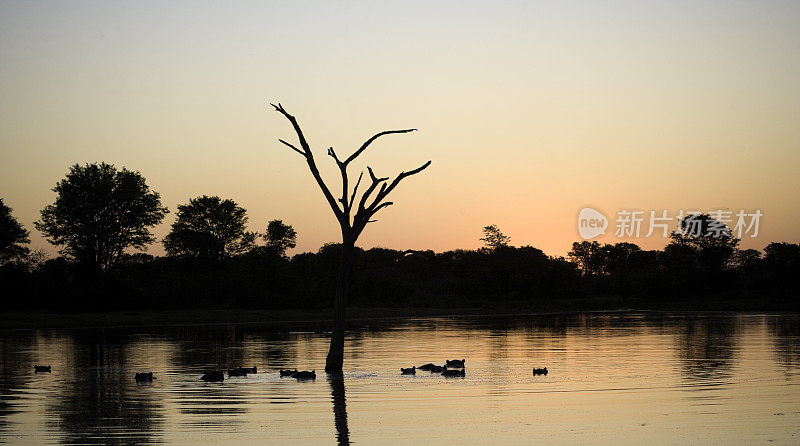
[
  {"left": 366, "top": 160, "right": 432, "bottom": 212},
  {"left": 272, "top": 103, "right": 343, "bottom": 219},
  {"left": 348, "top": 171, "right": 363, "bottom": 213},
  {"left": 271, "top": 103, "right": 312, "bottom": 153},
  {"left": 352, "top": 161, "right": 431, "bottom": 234},
  {"left": 328, "top": 147, "right": 350, "bottom": 213},
  {"left": 371, "top": 201, "right": 393, "bottom": 215},
  {"left": 357, "top": 166, "right": 389, "bottom": 214},
  {"left": 279, "top": 139, "right": 305, "bottom": 156},
  {"left": 368, "top": 166, "right": 389, "bottom": 183},
  {"left": 327, "top": 147, "right": 343, "bottom": 166},
  {"left": 344, "top": 129, "right": 417, "bottom": 165}
]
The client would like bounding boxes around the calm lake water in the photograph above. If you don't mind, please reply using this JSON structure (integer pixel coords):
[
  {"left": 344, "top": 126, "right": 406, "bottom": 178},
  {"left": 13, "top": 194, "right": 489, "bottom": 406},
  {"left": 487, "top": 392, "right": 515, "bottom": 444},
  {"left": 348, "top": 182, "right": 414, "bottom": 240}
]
[{"left": 1, "top": 312, "right": 798, "bottom": 445}]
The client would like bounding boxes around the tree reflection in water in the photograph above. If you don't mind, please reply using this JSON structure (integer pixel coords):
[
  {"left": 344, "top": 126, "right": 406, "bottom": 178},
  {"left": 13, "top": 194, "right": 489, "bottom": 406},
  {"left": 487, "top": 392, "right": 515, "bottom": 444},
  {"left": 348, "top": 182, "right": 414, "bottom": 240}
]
[
  {"left": 49, "top": 334, "right": 164, "bottom": 445},
  {"left": 767, "top": 316, "right": 800, "bottom": 373},
  {"left": 675, "top": 315, "right": 740, "bottom": 386},
  {"left": 327, "top": 373, "right": 350, "bottom": 446}
]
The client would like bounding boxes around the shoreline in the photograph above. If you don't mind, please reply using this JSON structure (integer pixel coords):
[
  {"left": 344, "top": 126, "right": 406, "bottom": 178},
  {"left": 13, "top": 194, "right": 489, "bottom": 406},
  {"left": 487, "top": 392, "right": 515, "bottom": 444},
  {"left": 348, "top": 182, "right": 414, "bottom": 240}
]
[
  {"left": 0, "top": 307, "right": 560, "bottom": 331},
  {"left": 2, "top": 299, "right": 797, "bottom": 331}
]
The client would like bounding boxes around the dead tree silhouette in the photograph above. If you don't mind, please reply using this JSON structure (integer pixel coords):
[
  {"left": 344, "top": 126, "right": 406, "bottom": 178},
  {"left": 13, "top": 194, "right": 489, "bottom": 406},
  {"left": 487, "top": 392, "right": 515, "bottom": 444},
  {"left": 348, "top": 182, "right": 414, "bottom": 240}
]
[{"left": 271, "top": 103, "right": 431, "bottom": 373}]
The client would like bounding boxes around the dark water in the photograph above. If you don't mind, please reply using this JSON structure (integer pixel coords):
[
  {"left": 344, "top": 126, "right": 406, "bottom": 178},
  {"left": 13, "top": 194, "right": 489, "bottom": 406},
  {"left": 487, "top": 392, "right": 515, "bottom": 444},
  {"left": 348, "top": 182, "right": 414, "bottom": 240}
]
[{"left": 1, "top": 312, "right": 799, "bottom": 445}]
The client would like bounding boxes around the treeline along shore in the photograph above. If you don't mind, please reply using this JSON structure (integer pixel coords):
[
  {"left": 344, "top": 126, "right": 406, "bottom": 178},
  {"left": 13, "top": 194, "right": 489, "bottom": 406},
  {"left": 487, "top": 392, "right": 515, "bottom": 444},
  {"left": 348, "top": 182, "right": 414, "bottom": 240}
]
[
  {"left": 1, "top": 162, "right": 798, "bottom": 321},
  {"left": 3, "top": 235, "right": 799, "bottom": 316}
]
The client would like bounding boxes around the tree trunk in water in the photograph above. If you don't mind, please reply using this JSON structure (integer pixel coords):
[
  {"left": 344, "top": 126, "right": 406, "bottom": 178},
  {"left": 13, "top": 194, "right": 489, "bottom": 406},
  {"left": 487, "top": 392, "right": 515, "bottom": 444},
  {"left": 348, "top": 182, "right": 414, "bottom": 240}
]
[
  {"left": 271, "top": 104, "right": 430, "bottom": 373},
  {"left": 325, "top": 239, "right": 353, "bottom": 373}
]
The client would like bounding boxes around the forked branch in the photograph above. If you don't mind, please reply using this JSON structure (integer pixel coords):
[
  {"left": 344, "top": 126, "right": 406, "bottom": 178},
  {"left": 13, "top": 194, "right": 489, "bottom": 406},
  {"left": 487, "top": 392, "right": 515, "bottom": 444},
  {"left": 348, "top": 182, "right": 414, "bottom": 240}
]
[
  {"left": 357, "top": 166, "right": 389, "bottom": 214},
  {"left": 271, "top": 103, "right": 343, "bottom": 219},
  {"left": 272, "top": 102, "right": 430, "bottom": 234},
  {"left": 366, "top": 161, "right": 432, "bottom": 213},
  {"left": 354, "top": 160, "right": 432, "bottom": 233}
]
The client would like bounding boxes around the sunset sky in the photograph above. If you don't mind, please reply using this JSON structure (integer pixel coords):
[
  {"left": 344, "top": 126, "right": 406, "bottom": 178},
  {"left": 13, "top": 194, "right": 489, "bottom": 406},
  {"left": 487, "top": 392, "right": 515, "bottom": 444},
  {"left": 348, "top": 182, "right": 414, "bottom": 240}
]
[{"left": 1, "top": 0, "right": 798, "bottom": 257}]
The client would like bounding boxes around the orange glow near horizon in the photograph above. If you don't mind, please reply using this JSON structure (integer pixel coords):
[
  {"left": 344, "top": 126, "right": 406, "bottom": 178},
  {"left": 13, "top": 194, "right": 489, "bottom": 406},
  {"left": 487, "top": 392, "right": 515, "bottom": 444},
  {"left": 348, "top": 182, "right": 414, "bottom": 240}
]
[{"left": 1, "top": 1, "right": 798, "bottom": 258}]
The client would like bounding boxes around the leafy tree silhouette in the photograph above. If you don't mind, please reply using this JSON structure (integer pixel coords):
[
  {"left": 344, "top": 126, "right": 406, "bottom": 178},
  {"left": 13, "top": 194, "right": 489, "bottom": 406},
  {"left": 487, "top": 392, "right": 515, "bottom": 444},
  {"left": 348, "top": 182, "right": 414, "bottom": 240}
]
[
  {"left": 569, "top": 241, "right": 642, "bottom": 277},
  {"left": 271, "top": 103, "right": 430, "bottom": 373},
  {"left": 764, "top": 242, "right": 800, "bottom": 283},
  {"left": 667, "top": 213, "right": 739, "bottom": 274},
  {"left": 264, "top": 219, "right": 297, "bottom": 257},
  {"left": 480, "top": 224, "right": 511, "bottom": 251},
  {"left": 0, "top": 198, "right": 30, "bottom": 264},
  {"left": 35, "top": 163, "right": 167, "bottom": 275},
  {"left": 597, "top": 242, "right": 641, "bottom": 275},
  {"left": 163, "top": 195, "right": 256, "bottom": 260},
  {"left": 730, "top": 248, "right": 761, "bottom": 271},
  {"left": 568, "top": 241, "right": 602, "bottom": 275}
]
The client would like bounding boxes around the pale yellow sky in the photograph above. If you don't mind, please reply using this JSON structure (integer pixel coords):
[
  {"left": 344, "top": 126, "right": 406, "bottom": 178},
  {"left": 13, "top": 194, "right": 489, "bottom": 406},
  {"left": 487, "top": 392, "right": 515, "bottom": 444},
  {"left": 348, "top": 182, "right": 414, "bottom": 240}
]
[{"left": 1, "top": 1, "right": 798, "bottom": 257}]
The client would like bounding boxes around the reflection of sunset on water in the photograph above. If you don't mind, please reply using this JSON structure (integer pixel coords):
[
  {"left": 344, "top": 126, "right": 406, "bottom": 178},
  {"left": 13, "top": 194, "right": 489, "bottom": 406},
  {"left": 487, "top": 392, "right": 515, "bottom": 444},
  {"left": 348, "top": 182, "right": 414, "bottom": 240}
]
[{"left": 1, "top": 313, "right": 798, "bottom": 444}]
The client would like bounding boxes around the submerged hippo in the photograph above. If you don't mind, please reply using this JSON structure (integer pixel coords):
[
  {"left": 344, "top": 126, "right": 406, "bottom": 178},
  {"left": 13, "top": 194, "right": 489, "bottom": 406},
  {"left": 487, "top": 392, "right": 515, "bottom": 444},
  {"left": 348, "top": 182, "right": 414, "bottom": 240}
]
[
  {"left": 445, "top": 359, "right": 466, "bottom": 368},
  {"left": 134, "top": 372, "right": 155, "bottom": 382},
  {"left": 201, "top": 371, "right": 225, "bottom": 382},
  {"left": 293, "top": 370, "right": 316, "bottom": 380}
]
